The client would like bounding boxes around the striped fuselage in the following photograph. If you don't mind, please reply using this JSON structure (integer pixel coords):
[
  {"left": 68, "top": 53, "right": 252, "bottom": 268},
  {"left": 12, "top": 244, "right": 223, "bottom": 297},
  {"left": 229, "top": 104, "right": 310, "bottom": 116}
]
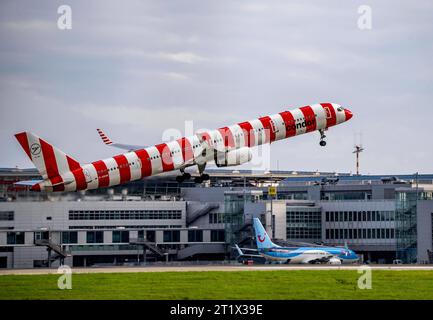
[{"left": 32, "top": 103, "right": 352, "bottom": 192}]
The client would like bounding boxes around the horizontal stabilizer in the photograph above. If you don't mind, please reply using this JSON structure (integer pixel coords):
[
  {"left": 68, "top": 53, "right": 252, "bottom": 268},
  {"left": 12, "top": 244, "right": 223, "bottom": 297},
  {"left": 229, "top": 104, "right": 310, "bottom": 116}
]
[{"left": 14, "top": 180, "right": 43, "bottom": 187}]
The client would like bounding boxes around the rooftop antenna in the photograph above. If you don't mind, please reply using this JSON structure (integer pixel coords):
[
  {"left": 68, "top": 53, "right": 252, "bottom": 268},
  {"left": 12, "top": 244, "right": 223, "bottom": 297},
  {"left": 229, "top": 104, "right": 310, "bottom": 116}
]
[{"left": 353, "top": 132, "right": 364, "bottom": 175}]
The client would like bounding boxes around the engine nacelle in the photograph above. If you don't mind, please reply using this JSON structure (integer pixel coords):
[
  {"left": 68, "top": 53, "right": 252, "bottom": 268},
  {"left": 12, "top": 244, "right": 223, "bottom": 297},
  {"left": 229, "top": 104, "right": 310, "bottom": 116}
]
[
  {"left": 328, "top": 257, "right": 342, "bottom": 265},
  {"left": 214, "top": 147, "right": 252, "bottom": 167}
]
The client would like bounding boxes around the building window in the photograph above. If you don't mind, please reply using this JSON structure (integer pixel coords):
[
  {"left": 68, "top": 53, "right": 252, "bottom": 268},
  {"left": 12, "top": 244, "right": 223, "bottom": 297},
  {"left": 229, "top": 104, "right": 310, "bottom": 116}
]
[
  {"left": 69, "top": 209, "right": 182, "bottom": 220},
  {"left": 0, "top": 211, "right": 14, "bottom": 221},
  {"left": 209, "top": 213, "right": 224, "bottom": 224},
  {"left": 188, "top": 230, "right": 203, "bottom": 242},
  {"left": 286, "top": 209, "right": 322, "bottom": 240},
  {"left": 112, "top": 231, "right": 129, "bottom": 243},
  {"left": 86, "top": 231, "right": 103, "bottom": 243},
  {"left": 7, "top": 232, "right": 25, "bottom": 244},
  {"left": 163, "top": 230, "right": 180, "bottom": 242},
  {"left": 62, "top": 231, "right": 78, "bottom": 244},
  {"left": 211, "top": 230, "right": 225, "bottom": 242}
]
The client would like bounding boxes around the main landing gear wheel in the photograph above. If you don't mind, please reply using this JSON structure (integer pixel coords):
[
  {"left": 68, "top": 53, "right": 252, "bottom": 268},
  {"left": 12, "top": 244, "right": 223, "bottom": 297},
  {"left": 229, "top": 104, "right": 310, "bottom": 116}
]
[
  {"left": 175, "top": 172, "right": 192, "bottom": 183},
  {"left": 320, "top": 140, "right": 327, "bottom": 147},
  {"left": 194, "top": 174, "right": 210, "bottom": 184}
]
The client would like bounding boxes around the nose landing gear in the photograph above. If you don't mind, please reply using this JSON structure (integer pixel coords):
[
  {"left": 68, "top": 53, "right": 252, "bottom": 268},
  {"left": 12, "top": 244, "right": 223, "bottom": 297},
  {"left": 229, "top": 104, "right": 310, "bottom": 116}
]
[{"left": 319, "top": 129, "right": 327, "bottom": 147}]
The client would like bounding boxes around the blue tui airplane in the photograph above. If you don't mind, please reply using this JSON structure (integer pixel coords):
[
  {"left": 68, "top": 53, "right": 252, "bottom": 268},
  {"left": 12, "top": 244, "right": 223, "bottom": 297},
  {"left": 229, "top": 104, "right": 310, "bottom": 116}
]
[{"left": 235, "top": 218, "right": 359, "bottom": 264}]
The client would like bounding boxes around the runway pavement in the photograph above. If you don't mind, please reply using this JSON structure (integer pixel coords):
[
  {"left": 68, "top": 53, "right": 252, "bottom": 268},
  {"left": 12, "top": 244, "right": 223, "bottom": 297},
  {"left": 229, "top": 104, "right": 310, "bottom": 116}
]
[{"left": 2, "top": 264, "right": 433, "bottom": 275}]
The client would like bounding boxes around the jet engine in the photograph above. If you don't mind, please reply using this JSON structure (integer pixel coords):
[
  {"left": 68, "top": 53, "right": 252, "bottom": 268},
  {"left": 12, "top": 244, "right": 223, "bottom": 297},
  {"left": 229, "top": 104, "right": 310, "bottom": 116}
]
[
  {"left": 214, "top": 147, "right": 252, "bottom": 167},
  {"left": 328, "top": 257, "right": 342, "bottom": 265}
]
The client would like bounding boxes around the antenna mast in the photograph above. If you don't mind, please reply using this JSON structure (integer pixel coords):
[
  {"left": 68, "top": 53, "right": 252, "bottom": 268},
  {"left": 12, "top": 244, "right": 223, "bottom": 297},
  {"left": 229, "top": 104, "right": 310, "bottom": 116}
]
[{"left": 353, "top": 133, "right": 364, "bottom": 175}]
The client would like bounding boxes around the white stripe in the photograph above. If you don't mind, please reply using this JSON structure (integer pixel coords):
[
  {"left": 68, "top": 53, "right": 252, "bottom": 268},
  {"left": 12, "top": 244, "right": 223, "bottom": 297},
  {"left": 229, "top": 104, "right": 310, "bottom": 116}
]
[
  {"left": 124, "top": 152, "right": 142, "bottom": 181},
  {"left": 228, "top": 124, "right": 245, "bottom": 149},
  {"left": 311, "top": 104, "right": 327, "bottom": 130},
  {"left": 166, "top": 141, "right": 184, "bottom": 170},
  {"left": 333, "top": 103, "right": 345, "bottom": 124},
  {"left": 26, "top": 134, "right": 49, "bottom": 181},
  {"left": 269, "top": 114, "right": 286, "bottom": 141},
  {"left": 146, "top": 146, "right": 163, "bottom": 175},
  {"left": 54, "top": 149, "right": 69, "bottom": 175},
  {"left": 290, "top": 108, "right": 307, "bottom": 135},
  {"left": 249, "top": 119, "right": 264, "bottom": 146},
  {"left": 104, "top": 157, "right": 120, "bottom": 186},
  {"left": 84, "top": 163, "right": 98, "bottom": 190}
]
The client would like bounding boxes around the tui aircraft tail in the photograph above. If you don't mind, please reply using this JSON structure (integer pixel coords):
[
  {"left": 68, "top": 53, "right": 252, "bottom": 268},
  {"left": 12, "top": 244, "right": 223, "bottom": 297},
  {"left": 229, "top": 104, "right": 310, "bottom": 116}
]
[{"left": 253, "top": 218, "right": 278, "bottom": 249}]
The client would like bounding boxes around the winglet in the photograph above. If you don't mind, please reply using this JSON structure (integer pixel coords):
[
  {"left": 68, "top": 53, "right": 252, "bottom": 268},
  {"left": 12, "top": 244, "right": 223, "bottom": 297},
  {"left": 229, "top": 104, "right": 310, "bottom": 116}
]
[
  {"left": 96, "top": 129, "right": 113, "bottom": 145},
  {"left": 95, "top": 129, "right": 147, "bottom": 151}
]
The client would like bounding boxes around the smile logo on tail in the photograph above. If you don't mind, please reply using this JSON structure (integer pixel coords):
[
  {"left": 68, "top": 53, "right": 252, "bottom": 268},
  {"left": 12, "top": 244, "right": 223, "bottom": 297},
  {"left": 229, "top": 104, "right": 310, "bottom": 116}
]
[
  {"left": 30, "top": 143, "right": 41, "bottom": 156},
  {"left": 258, "top": 233, "right": 266, "bottom": 243}
]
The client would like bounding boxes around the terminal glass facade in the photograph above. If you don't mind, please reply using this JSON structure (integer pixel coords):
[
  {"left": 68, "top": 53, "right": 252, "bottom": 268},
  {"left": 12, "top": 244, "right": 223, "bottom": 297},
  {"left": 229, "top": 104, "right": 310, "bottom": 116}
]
[
  {"left": 224, "top": 191, "right": 262, "bottom": 251},
  {"left": 286, "top": 206, "right": 322, "bottom": 240},
  {"left": 395, "top": 189, "right": 433, "bottom": 263}
]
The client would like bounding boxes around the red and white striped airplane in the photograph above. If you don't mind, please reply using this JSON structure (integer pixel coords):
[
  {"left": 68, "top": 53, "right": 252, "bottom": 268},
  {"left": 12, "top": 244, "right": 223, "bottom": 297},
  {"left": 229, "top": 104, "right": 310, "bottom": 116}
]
[{"left": 14, "top": 103, "right": 353, "bottom": 192}]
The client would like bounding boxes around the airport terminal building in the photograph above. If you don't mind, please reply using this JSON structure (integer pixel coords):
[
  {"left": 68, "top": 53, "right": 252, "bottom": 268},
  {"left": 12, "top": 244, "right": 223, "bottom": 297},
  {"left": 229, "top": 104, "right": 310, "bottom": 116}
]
[{"left": 1, "top": 168, "right": 432, "bottom": 268}]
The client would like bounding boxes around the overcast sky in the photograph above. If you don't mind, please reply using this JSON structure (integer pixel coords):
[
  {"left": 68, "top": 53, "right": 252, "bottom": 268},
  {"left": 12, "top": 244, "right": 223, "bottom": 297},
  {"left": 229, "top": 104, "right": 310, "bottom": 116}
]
[{"left": 1, "top": 0, "right": 432, "bottom": 174}]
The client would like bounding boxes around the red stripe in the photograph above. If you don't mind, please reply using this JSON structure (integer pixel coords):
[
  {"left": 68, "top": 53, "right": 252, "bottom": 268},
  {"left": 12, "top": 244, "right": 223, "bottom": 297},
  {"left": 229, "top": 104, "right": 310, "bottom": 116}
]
[
  {"left": 14, "top": 132, "right": 31, "bottom": 159},
  {"left": 238, "top": 121, "right": 255, "bottom": 147},
  {"left": 68, "top": 158, "right": 87, "bottom": 190},
  {"left": 197, "top": 132, "right": 212, "bottom": 146},
  {"left": 40, "top": 139, "right": 64, "bottom": 191},
  {"left": 321, "top": 103, "right": 337, "bottom": 127},
  {"left": 31, "top": 183, "right": 41, "bottom": 192},
  {"left": 258, "top": 116, "right": 276, "bottom": 143},
  {"left": 177, "top": 137, "right": 193, "bottom": 163},
  {"left": 113, "top": 154, "right": 131, "bottom": 184},
  {"left": 299, "top": 105, "right": 317, "bottom": 133},
  {"left": 92, "top": 160, "right": 110, "bottom": 188},
  {"left": 279, "top": 111, "right": 296, "bottom": 137},
  {"left": 134, "top": 149, "right": 152, "bottom": 178},
  {"left": 155, "top": 143, "right": 175, "bottom": 172},
  {"left": 67, "top": 156, "right": 81, "bottom": 171},
  {"left": 218, "top": 127, "right": 235, "bottom": 148}
]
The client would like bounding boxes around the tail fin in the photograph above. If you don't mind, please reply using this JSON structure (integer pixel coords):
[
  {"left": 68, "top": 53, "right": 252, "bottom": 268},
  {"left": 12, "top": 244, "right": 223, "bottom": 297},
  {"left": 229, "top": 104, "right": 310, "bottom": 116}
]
[
  {"left": 253, "top": 218, "right": 277, "bottom": 249},
  {"left": 14, "top": 132, "right": 81, "bottom": 182}
]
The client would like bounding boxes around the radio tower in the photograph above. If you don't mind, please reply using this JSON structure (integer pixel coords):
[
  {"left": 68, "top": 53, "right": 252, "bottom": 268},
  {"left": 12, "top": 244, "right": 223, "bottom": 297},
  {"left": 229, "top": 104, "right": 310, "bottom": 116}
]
[
  {"left": 353, "top": 145, "right": 364, "bottom": 175},
  {"left": 353, "top": 133, "right": 364, "bottom": 175}
]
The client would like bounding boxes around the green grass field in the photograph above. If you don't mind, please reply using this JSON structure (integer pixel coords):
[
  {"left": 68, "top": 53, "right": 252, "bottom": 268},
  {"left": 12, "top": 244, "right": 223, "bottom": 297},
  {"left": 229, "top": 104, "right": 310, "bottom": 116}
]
[{"left": 0, "top": 270, "right": 433, "bottom": 300}]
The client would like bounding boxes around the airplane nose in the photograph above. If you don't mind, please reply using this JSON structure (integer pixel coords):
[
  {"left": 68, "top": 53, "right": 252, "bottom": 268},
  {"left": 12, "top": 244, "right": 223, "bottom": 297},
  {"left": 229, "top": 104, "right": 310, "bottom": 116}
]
[{"left": 344, "top": 108, "right": 353, "bottom": 121}]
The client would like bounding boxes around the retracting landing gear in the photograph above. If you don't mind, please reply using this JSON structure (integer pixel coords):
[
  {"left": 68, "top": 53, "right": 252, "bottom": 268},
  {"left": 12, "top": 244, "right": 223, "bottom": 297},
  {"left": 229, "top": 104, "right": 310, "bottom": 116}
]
[
  {"left": 175, "top": 170, "right": 192, "bottom": 183},
  {"left": 194, "top": 163, "right": 210, "bottom": 184},
  {"left": 319, "top": 129, "right": 327, "bottom": 147}
]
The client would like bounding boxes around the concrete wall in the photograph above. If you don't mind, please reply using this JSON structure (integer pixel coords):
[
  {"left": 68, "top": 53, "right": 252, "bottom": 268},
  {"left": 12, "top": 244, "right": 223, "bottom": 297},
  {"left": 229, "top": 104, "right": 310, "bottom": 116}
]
[{"left": 417, "top": 200, "right": 433, "bottom": 263}]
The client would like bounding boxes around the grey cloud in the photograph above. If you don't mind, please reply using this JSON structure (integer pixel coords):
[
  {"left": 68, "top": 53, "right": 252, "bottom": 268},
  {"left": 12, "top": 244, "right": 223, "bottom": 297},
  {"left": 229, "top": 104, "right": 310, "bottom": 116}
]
[{"left": 1, "top": 0, "right": 432, "bottom": 174}]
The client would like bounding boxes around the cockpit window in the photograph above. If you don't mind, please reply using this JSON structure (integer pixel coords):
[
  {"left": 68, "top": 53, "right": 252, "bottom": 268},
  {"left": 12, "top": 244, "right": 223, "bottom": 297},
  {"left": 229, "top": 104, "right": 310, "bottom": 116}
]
[{"left": 337, "top": 107, "right": 344, "bottom": 112}]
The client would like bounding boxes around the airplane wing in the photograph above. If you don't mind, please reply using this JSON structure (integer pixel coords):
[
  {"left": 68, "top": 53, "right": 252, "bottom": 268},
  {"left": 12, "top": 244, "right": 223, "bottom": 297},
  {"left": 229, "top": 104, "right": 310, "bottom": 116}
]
[
  {"left": 235, "top": 247, "right": 259, "bottom": 253},
  {"left": 233, "top": 245, "right": 263, "bottom": 259},
  {"left": 96, "top": 129, "right": 147, "bottom": 151},
  {"left": 14, "top": 180, "right": 43, "bottom": 187},
  {"left": 301, "top": 252, "right": 335, "bottom": 264}
]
